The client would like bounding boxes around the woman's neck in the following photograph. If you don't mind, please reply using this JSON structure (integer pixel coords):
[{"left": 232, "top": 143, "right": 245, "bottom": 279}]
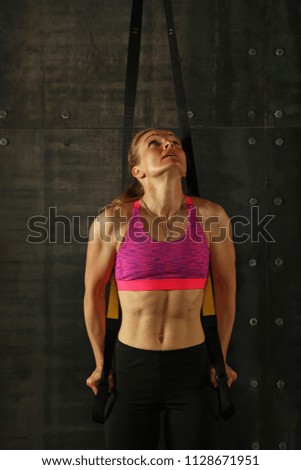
[{"left": 143, "top": 180, "right": 184, "bottom": 218}]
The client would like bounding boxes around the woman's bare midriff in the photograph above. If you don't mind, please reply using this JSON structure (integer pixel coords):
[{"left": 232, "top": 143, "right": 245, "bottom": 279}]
[{"left": 117, "top": 289, "right": 206, "bottom": 350}]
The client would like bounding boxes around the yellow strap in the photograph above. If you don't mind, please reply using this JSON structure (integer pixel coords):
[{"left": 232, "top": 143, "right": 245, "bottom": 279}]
[
  {"left": 201, "top": 271, "right": 216, "bottom": 316},
  {"left": 107, "top": 273, "right": 119, "bottom": 319},
  {"left": 106, "top": 272, "right": 216, "bottom": 318}
]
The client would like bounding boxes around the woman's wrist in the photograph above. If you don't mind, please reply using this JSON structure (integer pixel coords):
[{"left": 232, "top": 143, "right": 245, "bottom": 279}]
[{"left": 94, "top": 362, "right": 104, "bottom": 371}]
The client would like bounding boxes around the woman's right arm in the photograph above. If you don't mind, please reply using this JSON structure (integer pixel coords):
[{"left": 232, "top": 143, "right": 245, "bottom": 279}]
[{"left": 83, "top": 207, "right": 117, "bottom": 395}]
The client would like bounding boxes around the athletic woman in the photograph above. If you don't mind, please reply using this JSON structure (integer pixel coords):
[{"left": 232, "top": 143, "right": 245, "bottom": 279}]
[{"left": 84, "top": 128, "right": 237, "bottom": 449}]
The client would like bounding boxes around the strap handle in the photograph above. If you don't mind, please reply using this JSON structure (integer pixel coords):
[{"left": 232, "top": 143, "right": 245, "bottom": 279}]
[{"left": 201, "top": 314, "right": 235, "bottom": 419}]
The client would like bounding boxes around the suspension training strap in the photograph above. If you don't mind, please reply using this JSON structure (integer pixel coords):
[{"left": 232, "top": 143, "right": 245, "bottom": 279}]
[
  {"left": 122, "top": 0, "right": 144, "bottom": 188},
  {"left": 92, "top": 0, "right": 144, "bottom": 424},
  {"left": 163, "top": 0, "right": 199, "bottom": 197},
  {"left": 163, "top": 0, "right": 234, "bottom": 420}
]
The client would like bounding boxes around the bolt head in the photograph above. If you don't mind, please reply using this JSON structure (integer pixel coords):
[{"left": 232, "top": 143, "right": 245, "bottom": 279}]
[
  {"left": 0, "top": 137, "right": 9, "bottom": 146},
  {"left": 61, "top": 110, "right": 71, "bottom": 119},
  {"left": 248, "top": 137, "right": 257, "bottom": 145},
  {"left": 274, "top": 48, "right": 284, "bottom": 57},
  {"left": 250, "top": 379, "right": 259, "bottom": 388},
  {"left": 248, "top": 48, "right": 257, "bottom": 56},
  {"left": 274, "top": 137, "right": 284, "bottom": 146},
  {"left": 274, "top": 109, "right": 284, "bottom": 119},
  {"left": 275, "top": 318, "right": 284, "bottom": 327},
  {"left": 249, "top": 197, "right": 258, "bottom": 206},
  {"left": 273, "top": 197, "right": 283, "bottom": 206},
  {"left": 278, "top": 442, "right": 287, "bottom": 450},
  {"left": 277, "top": 380, "right": 286, "bottom": 389},
  {"left": 0, "top": 110, "right": 8, "bottom": 119}
]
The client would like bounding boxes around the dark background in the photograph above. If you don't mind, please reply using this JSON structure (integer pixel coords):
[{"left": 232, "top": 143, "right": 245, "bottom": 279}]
[{"left": 0, "top": 0, "right": 300, "bottom": 450}]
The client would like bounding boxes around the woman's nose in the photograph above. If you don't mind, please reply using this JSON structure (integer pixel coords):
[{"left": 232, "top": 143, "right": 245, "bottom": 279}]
[{"left": 164, "top": 140, "right": 174, "bottom": 148}]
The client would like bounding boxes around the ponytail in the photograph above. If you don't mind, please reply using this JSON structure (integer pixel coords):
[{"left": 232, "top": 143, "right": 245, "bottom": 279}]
[{"left": 105, "top": 180, "right": 144, "bottom": 210}]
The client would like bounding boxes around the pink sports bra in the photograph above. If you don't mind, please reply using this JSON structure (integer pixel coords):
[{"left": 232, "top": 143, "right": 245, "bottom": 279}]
[{"left": 114, "top": 195, "right": 210, "bottom": 291}]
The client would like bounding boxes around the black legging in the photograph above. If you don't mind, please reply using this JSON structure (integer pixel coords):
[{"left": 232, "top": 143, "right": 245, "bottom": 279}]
[{"left": 104, "top": 338, "right": 215, "bottom": 449}]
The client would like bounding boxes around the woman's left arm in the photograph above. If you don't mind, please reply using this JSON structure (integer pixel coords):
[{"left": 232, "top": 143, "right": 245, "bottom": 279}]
[{"left": 207, "top": 203, "right": 237, "bottom": 388}]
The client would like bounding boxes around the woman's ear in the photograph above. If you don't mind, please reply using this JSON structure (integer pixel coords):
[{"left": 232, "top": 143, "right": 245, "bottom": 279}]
[{"left": 132, "top": 165, "right": 145, "bottom": 179}]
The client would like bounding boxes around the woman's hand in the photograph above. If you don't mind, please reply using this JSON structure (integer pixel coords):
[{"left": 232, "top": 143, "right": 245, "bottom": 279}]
[
  {"left": 86, "top": 368, "right": 115, "bottom": 395},
  {"left": 86, "top": 368, "right": 102, "bottom": 395},
  {"left": 209, "top": 363, "right": 237, "bottom": 389}
]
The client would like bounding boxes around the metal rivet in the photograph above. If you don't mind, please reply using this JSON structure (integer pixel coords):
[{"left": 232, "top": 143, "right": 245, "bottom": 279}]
[
  {"left": 248, "top": 110, "right": 256, "bottom": 118},
  {"left": 274, "top": 258, "right": 283, "bottom": 266},
  {"left": 274, "top": 137, "right": 284, "bottom": 146},
  {"left": 248, "top": 137, "right": 256, "bottom": 145},
  {"left": 248, "top": 48, "right": 257, "bottom": 56},
  {"left": 248, "top": 259, "right": 257, "bottom": 267},
  {"left": 274, "top": 48, "right": 284, "bottom": 57},
  {"left": 277, "top": 380, "right": 286, "bottom": 389},
  {"left": 249, "top": 317, "right": 258, "bottom": 326},
  {"left": 0, "top": 110, "right": 8, "bottom": 119},
  {"left": 132, "top": 27, "right": 140, "bottom": 35},
  {"left": 250, "top": 379, "right": 259, "bottom": 388},
  {"left": 278, "top": 442, "right": 287, "bottom": 450},
  {"left": 168, "top": 28, "right": 174, "bottom": 35},
  {"left": 251, "top": 442, "right": 260, "bottom": 450},
  {"left": 61, "top": 110, "right": 71, "bottom": 119},
  {"left": 0, "top": 137, "right": 9, "bottom": 146},
  {"left": 249, "top": 197, "right": 258, "bottom": 206},
  {"left": 275, "top": 317, "right": 284, "bottom": 327},
  {"left": 274, "top": 109, "right": 284, "bottom": 119},
  {"left": 187, "top": 110, "right": 194, "bottom": 118},
  {"left": 273, "top": 197, "right": 283, "bottom": 206}
]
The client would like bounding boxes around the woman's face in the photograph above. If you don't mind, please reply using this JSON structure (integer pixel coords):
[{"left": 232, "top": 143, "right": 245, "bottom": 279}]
[{"left": 132, "top": 129, "right": 187, "bottom": 180}]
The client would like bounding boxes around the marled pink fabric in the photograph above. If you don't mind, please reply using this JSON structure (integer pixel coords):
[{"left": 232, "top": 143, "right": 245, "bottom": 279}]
[{"left": 114, "top": 196, "right": 210, "bottom": 291}]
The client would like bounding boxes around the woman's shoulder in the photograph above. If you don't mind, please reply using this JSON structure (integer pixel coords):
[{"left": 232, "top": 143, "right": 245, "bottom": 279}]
[
  {"left": 90, "top": 200, "right": 135, "bottom": 243},
  {"left": 190, "top": 196, "right": 232, "bottom": 244},
  {"left": 190, "top": 196, "right": 225, "bottom": 217}
]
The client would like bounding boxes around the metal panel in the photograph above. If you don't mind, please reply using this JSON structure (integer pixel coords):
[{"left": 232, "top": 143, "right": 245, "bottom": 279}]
[
  {"left": 266, "top": 128, "right": 301, "bottom": 449},
  {"left": 0, "top": 128, "right": 123, "bottom": 449},
  {"left": 266, "top": 1, "right": 301, "bottom": 127},
  {"left": 185, "top": 0, "right": 267, "bottom": 128},
  {"left": 191, "top": 127, "right": 268, "bottom": 449},
  {"left": 0, "top": 0, "right": 131, "bottom": 129}
]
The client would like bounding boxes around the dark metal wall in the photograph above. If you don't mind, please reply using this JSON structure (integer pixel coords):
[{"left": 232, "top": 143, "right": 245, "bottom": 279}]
[{"left": 0, "top": 0, "right": 300, "bottom": 450}]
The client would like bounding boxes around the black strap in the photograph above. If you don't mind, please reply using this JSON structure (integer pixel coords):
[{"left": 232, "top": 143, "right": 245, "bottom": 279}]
[
  {"left": 163, "top": 0, "right": 199, "bottom": 197},
  {"left": 201, "top": 315, "right": 235, "bottom": 419},
  {"left": 93, "top": 0, "right": 143, "bottom": 424},
  {"left": 163, "top": 0, "right": 234, "bottom": 420},
  {"left": 122, "top": 0, "right": 144, "bottom": 188}
]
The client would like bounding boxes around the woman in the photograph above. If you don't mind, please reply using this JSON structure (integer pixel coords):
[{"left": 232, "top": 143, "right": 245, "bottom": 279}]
[{"left": 84, "top": 128, "right": 237, "bottom": 450}]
